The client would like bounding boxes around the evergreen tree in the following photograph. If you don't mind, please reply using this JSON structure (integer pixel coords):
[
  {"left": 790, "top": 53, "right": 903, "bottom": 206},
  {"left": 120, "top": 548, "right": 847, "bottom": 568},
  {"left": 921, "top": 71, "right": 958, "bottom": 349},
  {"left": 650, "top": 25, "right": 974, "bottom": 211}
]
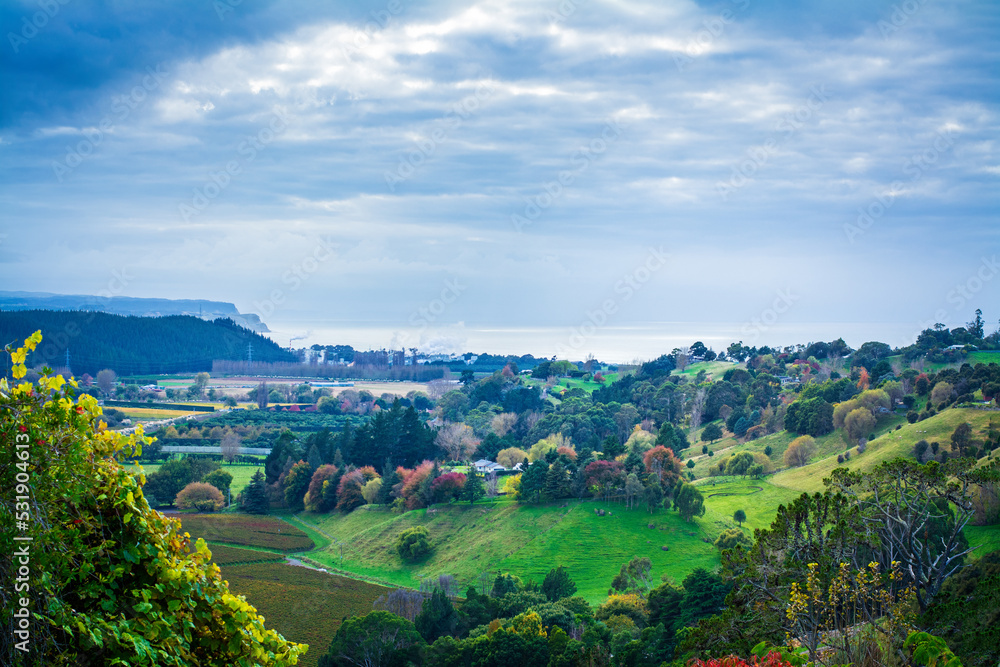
[
  {"left": 462, "top": 470, "right": 485, "bottom": 505},
  {"left": 644, "top": 475, "right": 663, "bottom": 514},
  {"left": 335, "top": 420, "right": 354, "bottom": 464},
  {"left": 240, "top": 469, "right": 270, "bottom": 514},
  {"left": 601, "top": 434, "right": 625, "bottom": 458},
  {"left": 570, "top": 464, "right": 589, "bottom": 499},
  {"left": 415, "top": 589, "right": 459, "bottom": 642},
  {"left": 541, "top": 566, "right": 577, "bottom": 601},
  {"left": 491, "top": 573, "right": 521, "bottom": 598},
  {"left": 307, "top": 444, "right": 322, "bottom": 472},
  {"left": 544, "top": 460, "right": 571, "bottom": 500},
  {"left": 679, "top": 568, "right": 731, "bottom": 628},
  {"left": 377, "top": 458, "right": 399, "bottom": 505},
  {"left": 519, "top": 461, "right": 548, "bottom": 503},
  {"left": 264, "top": 429, "right": 299, "bottom": 485}
]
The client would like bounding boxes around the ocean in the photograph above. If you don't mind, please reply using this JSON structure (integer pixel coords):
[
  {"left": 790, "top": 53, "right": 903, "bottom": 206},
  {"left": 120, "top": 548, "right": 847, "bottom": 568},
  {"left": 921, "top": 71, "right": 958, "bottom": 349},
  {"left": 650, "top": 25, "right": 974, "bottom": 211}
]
[{"left": 258, "top": 320, "right": 925, "bottom": 364}]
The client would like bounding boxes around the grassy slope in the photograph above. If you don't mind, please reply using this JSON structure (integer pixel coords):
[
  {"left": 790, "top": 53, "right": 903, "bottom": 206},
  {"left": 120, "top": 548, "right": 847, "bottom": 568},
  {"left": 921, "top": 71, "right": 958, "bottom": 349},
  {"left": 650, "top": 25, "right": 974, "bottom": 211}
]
[
  {"left": 899, "top": 350, "right": 1000, "bottom": 373},
  {"left": 765, "top": 406, "right": 1000, "bottom": 554},
  {"left": 526, "top": 373, "right": 621, "bottom": 395},
  {"left": 672, "top": 360, "right": 740, "bottom": 381},
  {"left": 686, "top": 416, "right": 907, "bottom": 479},
  {"left": 303, "top": 482, "right": 798, "bottom": 603},
  {"left": 772, "top": 407, "right": 999, "bottom": 494}
]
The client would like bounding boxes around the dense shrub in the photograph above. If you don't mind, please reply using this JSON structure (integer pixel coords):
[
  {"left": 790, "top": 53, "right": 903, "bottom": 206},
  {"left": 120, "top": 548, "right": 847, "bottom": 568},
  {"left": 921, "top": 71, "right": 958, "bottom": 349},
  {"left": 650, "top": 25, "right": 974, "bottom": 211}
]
[
  {"left": 396, "top": 526, "right": 432, "bottom": 561},
  {"left": 714, "top": 528, "right": 751, "bottom": 550},
  {"left": 175, "top": 482, "right": 225, "bottom": 512}
]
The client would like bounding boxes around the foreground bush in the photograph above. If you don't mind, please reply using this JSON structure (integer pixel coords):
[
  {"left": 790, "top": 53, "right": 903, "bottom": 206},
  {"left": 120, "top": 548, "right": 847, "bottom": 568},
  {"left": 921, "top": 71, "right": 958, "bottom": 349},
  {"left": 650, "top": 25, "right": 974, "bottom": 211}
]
[{"left": 0, "top": 332, "right": 304, "bottom": 666}]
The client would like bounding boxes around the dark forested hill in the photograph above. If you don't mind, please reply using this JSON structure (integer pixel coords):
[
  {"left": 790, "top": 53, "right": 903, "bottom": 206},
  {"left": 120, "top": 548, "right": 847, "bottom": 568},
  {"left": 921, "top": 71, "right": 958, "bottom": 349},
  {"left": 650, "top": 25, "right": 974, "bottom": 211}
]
[{"left": 0, "top": 310, "right": 296, "bottom": 376}]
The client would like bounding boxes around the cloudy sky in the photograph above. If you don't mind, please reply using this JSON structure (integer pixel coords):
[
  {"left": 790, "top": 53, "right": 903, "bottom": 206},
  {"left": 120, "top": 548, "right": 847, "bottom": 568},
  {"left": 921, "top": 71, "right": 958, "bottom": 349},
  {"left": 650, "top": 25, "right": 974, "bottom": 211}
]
[{"left": 1, "top": 0, "right": 997, "bottom": 359}]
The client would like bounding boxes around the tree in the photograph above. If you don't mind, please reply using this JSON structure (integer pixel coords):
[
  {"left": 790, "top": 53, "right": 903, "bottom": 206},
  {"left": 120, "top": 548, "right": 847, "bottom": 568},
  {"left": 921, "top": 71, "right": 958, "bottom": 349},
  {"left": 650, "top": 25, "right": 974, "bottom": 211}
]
[
  {"left": 783, "top": 435, "right": 816, "bottom": 468},
  {"left": 491, "top": 412, "right": 518, "bottom": 437},
  {"left": 827, "top": 458, "right": 994, "bottom": 611},
  {"left": 415, "top": 589, "right": 459, "bottom": 643},
  {"left": 611, "top": 557, "right": 654, "bottom": 595},
  {"left": 256, "top": 380, "right": 269, "bottom": 409},
  {"left": 497, "top": 447, "right": 529, "bottom": 468},
  {"left": 679, "top": 568, "right": 732, "bottom": 628},
  {"left": 373, "top": 588, "right": 426, "bottom": 623},
  {"left": 674, "top": 482, "right": 705, "bottom": 522},
  {"left": 733, "top": 509, "right": 746, "bottom": 527},
  {"left": 96, "top": 368, "right": 117, "bottom": 396},
  {"left": 175, "top": 481, "right": 225, "bottom": 511},
  {"left": 583, "top": 459, "right": 625, "bottom": 502},
  {"left": 143, "top": 457, "right": 219, "bottom": 507},
  {"left": 491, "top": 573, "right": 522, "bottom": 598},
  {"left": 396, "top": 527, "right": 432, "bottom": 561},
  {"left": 337, "top": 470, "right": 369, "bottom": 513},
  {"left": 689, "top": 388, "right": 707, "bottom": 432},
  {"left": 725, "top": 452, "right": 756, "bottom": 478},
  {"left": 543, "top": 459, "right": 571, "bottom": 500},
  {"left": 644, "top": 476, "right": 663, "bottom": 514},
  {"left": 931, "top": 381, "right": 954, "bottom": 406},
  {"left": 784, "top": 397, "right": 834, "bottom": 436},
  {"left": 240, "top": 469, "right": 270, "bottom": 514},
  {"left": 461, "top": 470, "right": 485, "bottom": 504},
  {"left": 318, "top": 611, "right": 424, "bottom": 667},
  {"left": 844, "top": 408, "right": 876, "bottom": 443},
  {"left": 518, "top": 460, "right": 550, "bottom": 503},
  {"left": 701, "top": 423, "right": 723, "bottom": 443},
  {"left": 968, "top": 308, "right": 986, "bottom": 339},
  {"left": 377, "top": 462, "right": 400, "bottom": 506},
  {"left": 436, "top": 422, "right": 479, "bottom": 461},
  {"left": 485, "top": 470, "right": 499, "bottom": 501},
  {"left": 713, "top": 528, "right": 750, "bottom": 550},
  {"left": 220, "top": 432, "right": 242, "bottom": 463},
  {"left": 0, "top": 332, "right": 303, "bottom": 664},
  {"left": 191, "top": 371, "right": 210, "bottom": 397},
  {"left": 542, "top": 566, "right": 577, "bottom": 601},
  {"left": 282, "top": 460, "right": 312, "bottom": 512},
  {"left": 675, "top": 352, "right": 689, "bottom": 372},
  {"left": 643, "top": 445, "right": 681, "bottom": 484},
  {"left": 951, "top": 422, "right": 973, "bottom": 457},
  {"left": 362, "top": 477, "right": 383, "bottom": 504},
  {"left": 304, "top": 464, "right": 340, "bottom": 512},
  {"left": 202, "top": 468, "right": 233, "bottom": 502},
  {"left": 624, "top": 472, "right": 644, "bottom": 509}
]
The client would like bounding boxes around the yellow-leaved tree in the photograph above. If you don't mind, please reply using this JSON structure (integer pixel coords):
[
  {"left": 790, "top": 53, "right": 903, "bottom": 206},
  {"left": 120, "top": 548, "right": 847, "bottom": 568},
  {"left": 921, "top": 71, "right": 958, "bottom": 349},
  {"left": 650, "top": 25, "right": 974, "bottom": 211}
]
[{"left": 1, "top": 332, "right": 305, "bottom": 666}]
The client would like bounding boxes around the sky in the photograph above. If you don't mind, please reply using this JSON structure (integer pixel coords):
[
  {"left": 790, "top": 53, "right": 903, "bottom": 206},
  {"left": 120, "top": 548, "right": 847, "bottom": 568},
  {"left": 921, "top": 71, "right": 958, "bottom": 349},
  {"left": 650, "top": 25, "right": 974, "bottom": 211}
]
[{"left": 1, "top": 0, "right": 998, "bottom": 361}]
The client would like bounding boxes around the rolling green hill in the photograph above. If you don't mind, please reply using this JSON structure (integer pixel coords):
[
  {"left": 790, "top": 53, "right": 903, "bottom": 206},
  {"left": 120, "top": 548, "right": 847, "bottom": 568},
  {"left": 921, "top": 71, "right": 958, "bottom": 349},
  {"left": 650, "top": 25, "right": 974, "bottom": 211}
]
[
  {"left": 300, "top": 479, "right": 800, "bottom": 604},
  {"left": 772, "top": 407, "right": 999, "bottom": 493}
]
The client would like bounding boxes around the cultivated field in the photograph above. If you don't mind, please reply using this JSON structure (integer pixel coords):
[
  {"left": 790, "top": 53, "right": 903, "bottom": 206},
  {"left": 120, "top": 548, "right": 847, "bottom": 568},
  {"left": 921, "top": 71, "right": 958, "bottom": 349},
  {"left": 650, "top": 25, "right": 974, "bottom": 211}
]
[
  {"left": 201, "top": 544, "right": 286, "bottom": 565},
  {"left": 179, "top": 514, "right": 315, "bottom": 552},
  {"left": 221, "top": 562, "right": 387, "bottom": 667}
]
